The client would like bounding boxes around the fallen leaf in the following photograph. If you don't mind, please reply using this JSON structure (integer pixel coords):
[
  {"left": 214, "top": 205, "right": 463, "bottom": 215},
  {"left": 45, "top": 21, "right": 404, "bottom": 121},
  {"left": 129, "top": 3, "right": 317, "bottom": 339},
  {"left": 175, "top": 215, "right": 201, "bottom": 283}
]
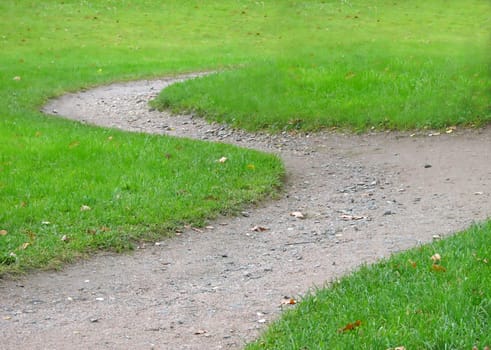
[
  {"left": 191, "top": 227, "right": 203, "bottom": 233},
  {"left": 21, "top": 242, "right": 30, "bottom": 250},
  {"left": 69, "top": 141, "right": 80, "bottom": 149},
  {"left": 345, "top": 71, "right": 356, "bottom": 79},
  {"left": 100, "top": 226, "right": 111, "bottom": 232},
  {"left": 13, "top": 76, "right": 21, "bottom": 81},
  {"left": 0, "top": 230, "right": 7, "bottom": 236},
  {"left": 290, "top": 211, "right": 305, "bottom": 219},
  {"left": 247, "top": 164, "right": 255, "bottom": 170},
  {"left": 80, "top": 205, "right": 91, "bottom": 211},
  {"left": 340, "top": 214, "right": 365, "bottom": 221},
  {"left": 251, "top": 225, "right": 269, "bottom": 232},
  {"left": 430, "top": 253, "right": 441, "bottom": 263},
  {"left": 445, "top": 126, "right": 456, "bottom": 134},
  {"left": 338, "top": 320, "right": 362, "bottom": 333},
  {"left": 281, "top": 297, "right": 297, "bottom": 305},
  {"left": 431, "top": 264, "right": 446, "bottom": 272},
  {"left": 408, "top": 259, "right": 417, "bottom": 268},
  {"left": 217, "top": 157, "right": 228, "bottom": 163}
]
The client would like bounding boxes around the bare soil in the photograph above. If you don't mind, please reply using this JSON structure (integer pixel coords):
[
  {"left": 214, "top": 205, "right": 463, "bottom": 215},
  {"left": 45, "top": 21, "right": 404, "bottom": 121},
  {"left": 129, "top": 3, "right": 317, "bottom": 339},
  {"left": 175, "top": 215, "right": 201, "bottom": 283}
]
[{"left": 2, "top": 74, "right": 490, "bottom": 349}]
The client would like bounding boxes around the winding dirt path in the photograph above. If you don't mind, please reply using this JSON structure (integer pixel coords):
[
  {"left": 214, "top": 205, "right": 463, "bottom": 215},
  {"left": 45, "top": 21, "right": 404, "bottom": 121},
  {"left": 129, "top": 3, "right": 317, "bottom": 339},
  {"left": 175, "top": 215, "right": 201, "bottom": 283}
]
[{"left": 2, "top": 74, "right": 490, "bottom": 349}]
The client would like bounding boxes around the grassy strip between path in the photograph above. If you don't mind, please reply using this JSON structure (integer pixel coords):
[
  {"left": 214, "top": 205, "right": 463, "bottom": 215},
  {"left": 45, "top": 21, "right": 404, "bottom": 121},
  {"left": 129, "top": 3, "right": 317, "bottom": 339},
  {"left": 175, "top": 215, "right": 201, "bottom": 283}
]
[
  {"left": 247, "top": 222, "right": 491, "bottom": 349},
  {"left": 154, "top": 0, "right": 490, "bottom": 132},
  {"left": 1, "top": 0, "right": 288, "bottom": 275}
]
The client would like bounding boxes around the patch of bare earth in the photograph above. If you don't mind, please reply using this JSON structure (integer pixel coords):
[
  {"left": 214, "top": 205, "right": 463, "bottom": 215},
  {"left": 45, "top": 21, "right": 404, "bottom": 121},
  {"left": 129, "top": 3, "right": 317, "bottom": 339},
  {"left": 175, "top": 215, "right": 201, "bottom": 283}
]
[{"left": 1, "top": 74, "right": 490, "bottom": 349}]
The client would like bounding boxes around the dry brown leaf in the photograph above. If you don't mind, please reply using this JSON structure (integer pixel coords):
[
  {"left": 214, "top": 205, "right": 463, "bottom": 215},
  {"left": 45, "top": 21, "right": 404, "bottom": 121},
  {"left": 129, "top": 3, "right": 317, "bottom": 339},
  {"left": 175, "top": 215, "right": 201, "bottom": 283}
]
[
  {"left": 337, "top": 320, "right": 361, "bottom": 333},
  {"left": 281, "top": 297, "right": 297, "bottom": 305},
  {"left": 21, "top": 242, "right": 30, "bottom": 250},
  {"left": 0, "top": 230, "right": 7, "bottom": 236},
  {"left": 69, "top": 141, "right": 80, "bottom": 149},
  {"left": 430, "top": 253, "right": 441, "bottom": 263},
  {"left": 408, "top": 259, "right": 417, "bottom": 268},
  {"left": 431, "top": 264, "right": 446, "bottom": 272},
  {"left": 191, "top": 227, "right": 203, "bottom": 233},
  {"left": 290, "top": 211, "right": 305, "bottom": 219},
  {"left": 251, "top": 225, "right": 269, "bottom": 232}
]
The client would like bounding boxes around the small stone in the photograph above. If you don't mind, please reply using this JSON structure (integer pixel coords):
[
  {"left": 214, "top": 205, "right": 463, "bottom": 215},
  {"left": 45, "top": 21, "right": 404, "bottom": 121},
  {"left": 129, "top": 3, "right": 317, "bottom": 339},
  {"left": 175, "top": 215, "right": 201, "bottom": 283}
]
[{"left": 424, "top": 164, "right": 432, "bottom": 168}]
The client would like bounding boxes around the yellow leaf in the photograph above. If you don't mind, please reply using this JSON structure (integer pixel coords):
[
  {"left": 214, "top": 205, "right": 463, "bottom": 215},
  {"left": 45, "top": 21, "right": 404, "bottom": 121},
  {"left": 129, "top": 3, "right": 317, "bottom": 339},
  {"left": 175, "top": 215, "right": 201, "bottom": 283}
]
[
  {"left": 430, "top": 253, "right": 441, "bottom": 263},
  {"left": 281, "top": 297, "right": 297, "bottom": 305}
]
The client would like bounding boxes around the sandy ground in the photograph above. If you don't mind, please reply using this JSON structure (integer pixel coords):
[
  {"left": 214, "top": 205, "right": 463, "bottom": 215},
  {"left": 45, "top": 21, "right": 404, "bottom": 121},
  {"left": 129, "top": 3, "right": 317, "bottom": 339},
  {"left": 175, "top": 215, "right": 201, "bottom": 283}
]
[{"left": 1, "top": 74, "right": 490, "bottom": 349}]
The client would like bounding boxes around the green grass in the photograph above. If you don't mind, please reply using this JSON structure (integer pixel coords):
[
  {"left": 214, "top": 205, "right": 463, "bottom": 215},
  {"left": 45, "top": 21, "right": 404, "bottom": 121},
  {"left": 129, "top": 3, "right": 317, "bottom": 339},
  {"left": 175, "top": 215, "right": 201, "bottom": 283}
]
[
  {"left": 154, "top": 0, "right": 491, "bottom": 132},
  {"left": 1, "top": 0, "right": 490, "bottom": 347},
  {"left": 247, "top": 222, "right": 491, "bottom": 349},
  {"left": 0, "top": 0, "right": 288, "bottom": 275}
]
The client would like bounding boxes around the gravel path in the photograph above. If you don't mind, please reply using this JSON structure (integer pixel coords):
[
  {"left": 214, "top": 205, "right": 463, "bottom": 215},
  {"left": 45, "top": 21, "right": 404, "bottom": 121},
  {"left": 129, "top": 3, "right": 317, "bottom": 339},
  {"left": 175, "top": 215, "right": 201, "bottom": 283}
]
[{"left": 2, "top": 74, "right": 490, "bottom": 349}]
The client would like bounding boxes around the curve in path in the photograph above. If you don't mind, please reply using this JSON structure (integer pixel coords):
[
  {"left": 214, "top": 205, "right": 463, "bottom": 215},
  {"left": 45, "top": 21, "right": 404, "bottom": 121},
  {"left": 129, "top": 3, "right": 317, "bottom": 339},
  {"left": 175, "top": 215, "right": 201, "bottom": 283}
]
[{"left": 2, "top": 74, "right": 491, "bottom": 349}]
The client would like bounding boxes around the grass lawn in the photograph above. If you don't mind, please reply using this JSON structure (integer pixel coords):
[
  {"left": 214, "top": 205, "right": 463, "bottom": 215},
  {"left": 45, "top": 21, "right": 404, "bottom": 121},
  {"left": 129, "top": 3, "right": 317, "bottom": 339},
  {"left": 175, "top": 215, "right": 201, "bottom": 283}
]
[
  {"left": 0, "top": 0, "right": 287, "bottom": 274},
  {"left": 154, "top": 0, "right": 490, "bottom": 132},
  {"left": 1, "top": 0, "right": 490, "bottom": 347},
  {"left": 246, "top": 222, "right": 491, "bottom": 349}
]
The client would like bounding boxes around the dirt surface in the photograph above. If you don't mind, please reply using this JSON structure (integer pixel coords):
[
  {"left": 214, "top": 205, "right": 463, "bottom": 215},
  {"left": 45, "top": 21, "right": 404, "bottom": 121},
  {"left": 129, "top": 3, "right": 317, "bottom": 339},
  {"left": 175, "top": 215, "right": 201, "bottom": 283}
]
[{"left": 2, "top": 74, "right": 490, "bottom": 349}]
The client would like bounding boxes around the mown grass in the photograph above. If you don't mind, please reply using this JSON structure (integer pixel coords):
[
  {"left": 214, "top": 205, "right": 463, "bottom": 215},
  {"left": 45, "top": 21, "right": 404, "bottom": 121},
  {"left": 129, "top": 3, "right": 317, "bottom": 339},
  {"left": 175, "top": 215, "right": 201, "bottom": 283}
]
[
  {"left": 154, "top": 0, "right": 490, "bottom": 132},
  {"left": 1, "top": 0, "right": 490, "bottom": 347},
  {"left": 0, "top": 0, "right": 288, "bottom": 275},
  {"left": 247, "top": 222, "right": 491, "bottom": 349}
]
